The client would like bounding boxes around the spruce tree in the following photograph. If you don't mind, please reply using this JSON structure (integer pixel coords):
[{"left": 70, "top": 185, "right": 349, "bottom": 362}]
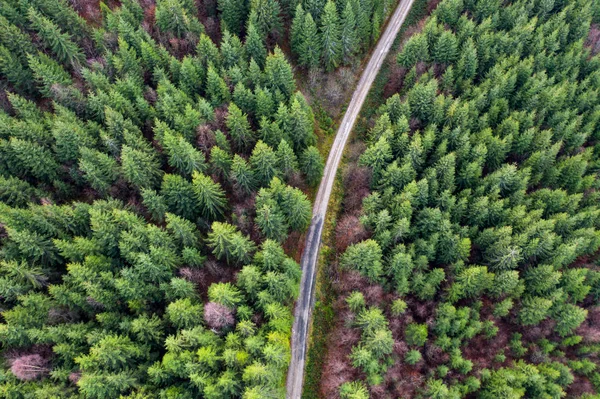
[
  {"left": 290, "top": 4, "right": 306, "bottom": 60},
  {"left": 320, "top": 0, "right": 342, "bottom": 71},
  {"left": 250, "top": 141, "right": 280, "bottom": 187},
  {"left": 218, "top": 0, "right": 248, "bottom": 35},
  {"left": 300, "top": 13, "right": 321, "bottom": 69},
  {"left": 340, "top": 1, "right": 359, "bottom": 63},
  {"left": 192, "top": 172, "right": 227, "bottom": 221},
  {"left": 226, "top": 103, "right": 255, "bottom": 152},
  {"left": 245, "top": 22, "right": 267, "bottom": 67},
  {"left": 300, "top": 146, "right": 324, "bottom": 186}
]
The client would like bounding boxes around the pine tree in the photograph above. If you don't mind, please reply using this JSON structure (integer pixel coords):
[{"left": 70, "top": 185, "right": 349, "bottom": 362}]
[
  {"left": 457, "top": 38, "right": 478, "bottom": 80},
  {"left": 230, "top": 155, "right": 256, "bottom": 194},
  {"left": 121, "top": 145, "right": 162, "bottom": 189},
  {"left": 340, "top": 239, "right": 383, "bottom": 282},
  {"left": 210, "top": 146, "right": 233, "bottom": 178},
  {"left": 276, "top": 140, "right": 299, "bottom": 179},
  {"left": 162, "top": 132, "right": 207, "bottom": 177},
  {"left": 280, "top": 186, "right": 312, "bottom": 231},
  {"left": 226, "top": 103, "right": 255, "bottom": 152},
  {"left": 218, "top": 0, "right": 248, "bottom": 35},
  {"left": 27, "top": 52, "right": 72, "bottom": 97},
  {"left": 256, "top": 202, "right": 288, "bottom": 241},
  {"left": 290, "top": 4, "right": 306, "bottom": 60},
  {"left": 28, "top": 8, "right": 83, "bottom": 66},
  {"left": 248, "top": 0, "right": 282, "bottom": 38},
  {"left": 79, "top": 148, "right": 119, "bottom": 194},
  {"left": 397, "top": 33, "right": 429, "bottom": 68},
  {"left": 207, "top": 222, "right": 256, "bottom": 264},
  {"left": 250, "top": 141, "right": 280, "bottom": 187},
  {"left": 300, "top": 146, "right": 324, "bottom": 186},
  {"left": 141, "top": 189, "right": 168, "bottom": 222},
  {"left": 0, "top": 46, "right": 34, "bottom": 94},
  {"left": 340, "top": 1, "right": 358, "bottom": 63},
  {"left": 192, "top": 172, "right": 227, "bottom": 220},
  {"left": 263, "top": 47, "right": 296, "bottom": 101},
  {"left": 299, "top": 13, "right": 321, "bottom": 69},
  {"left": 289, "top": 97, "right": 315, "bottom": 151},
  {"left": 320, "top": 0, "right": 342, "bottom": 71},
  {"left": 205, "top": 64, "right": 230, "bottom": 106},
  {"left": 7, "top": 138, "right": 59, "bottom": 183},
  {"left": 432, "top": 30, "right": 459, "bottom": 64},
  {"left": 155, "top": 0, "right": 203, "bottom": 38},
  {"left": 245, "top": 22, "right": 267, "bottom": 67},
  {"left": 161, "top": 173, "right": 199, "bottom": 220}
]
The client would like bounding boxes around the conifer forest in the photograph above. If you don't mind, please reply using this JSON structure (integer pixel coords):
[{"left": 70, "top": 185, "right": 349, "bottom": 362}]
[{"left": 0, "top": 0, "right": 599, "bottom": 398}]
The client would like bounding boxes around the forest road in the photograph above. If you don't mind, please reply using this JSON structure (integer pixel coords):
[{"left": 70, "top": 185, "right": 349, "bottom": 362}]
[{"left": 286, "top": 0, "right": 416, "bottom": 397}]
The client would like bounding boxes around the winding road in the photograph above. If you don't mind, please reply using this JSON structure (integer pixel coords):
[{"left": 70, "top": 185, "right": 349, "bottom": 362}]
[{"left": 286, "top": 0, "right": 416, "bottom": 397}]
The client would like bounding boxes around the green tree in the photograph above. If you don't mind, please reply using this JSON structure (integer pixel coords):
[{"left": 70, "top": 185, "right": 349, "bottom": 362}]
[
  {"left": 340, "top": 1, "right": 358, "bottom": 62},
  {"left": 300, "top": 146, "right": 324, "bottom": 186},
  {"left": 218, "top": 0, "right": 248, "bottom": 35},
  {"left": 320, "top": 0, "right": 342, "bottom": 71},
  {"left": 121, "top": 146, "right": 162, "bottom": 189},
  {"left": 162, "top": 132, "right": 207, "bottom": 177},
  {"left": 28, "top": 8, "right": 83, "bottom": 66},
  {"left": 245, "top": 22, "right": 267, "bottom": 67},
  {"left": 432, "top": 30, "right": 458, "bottom": 64},
  {"left": 405, "top": 323, "right": 428, "bottom": 346},
  {"left": 250, "top": 141, "right": 280, "bottom": 187},
  {"left": 263, "top": 47, "right": 296, "bottom": 101},
  {"left": 207, "top": 222, "right": 256, "bottom": 264},
  {"left": 248, "top": 0, "right": 282, "bottom": 38},
  {"left": 206, "top": 64, "right": 230, "bottom": 106},
  {"left": 299, "top": 13, "right": 321, "bottom": 69},
  {"left": 341, "top": 240, "right": 383, "bottom": 282},
  {"left": 192, "top": 172, "right": 227, "bottom": 220},
  {"left": 79, "top": 148, "right": 120, "bottom": 194},
  {"left": 230, "top": 155, "right": 257, "bottom": 194},
  {"left": 226, "top": 103, "right": 255, "bottom": 152},
  {"left": 291, "top": 4, "right": 306, "bottom": 60}
]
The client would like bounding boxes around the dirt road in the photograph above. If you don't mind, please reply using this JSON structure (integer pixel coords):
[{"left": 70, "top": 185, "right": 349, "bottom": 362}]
[{"left": 285, "top": 0, "right": 416, "bottom": 397}]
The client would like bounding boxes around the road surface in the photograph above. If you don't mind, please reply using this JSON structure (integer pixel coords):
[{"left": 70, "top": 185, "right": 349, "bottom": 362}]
[{"left": 286, "top": 0, "right": 416, "bottom": 397}]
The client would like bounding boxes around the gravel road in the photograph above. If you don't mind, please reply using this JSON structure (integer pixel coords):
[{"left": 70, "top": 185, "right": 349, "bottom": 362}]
[{"left": 285, "top": 0, "right": 416, "bottom": 397}]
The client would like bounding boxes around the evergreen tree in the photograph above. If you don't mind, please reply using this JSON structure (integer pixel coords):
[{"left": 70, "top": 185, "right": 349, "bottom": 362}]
[
  {"left": 206, "top": 64, "right": 230, "bottom": 106},
  {"left": 79, "top": 148, "right": 120, "bottom": 194},
  {"left": 230, "top": 155, "right": 256, "bottom": 194},
  {"left": 290, "top": 4, "right": 306, "bottom": 60},
  {"left": 121, "top": 145, "right": 162, "bottom": 189},
  {"left": 245, "top": 22, "right": 267, "bottom": 67},
  {"left": 162, "top": 132, "right": 207, "bottom": 177},
  {"left": 340, "top": 1, "right": 359, "bottom": 62},
  {"left": 207, "top": 222, "right": 256, "bottom": 264},
  {"left": 300, "top": 146, "right": 324, "bottom": 186},
  {"left": 276, "top": 140, "right": 299, "bottom": 180},
  {"left": 263, "top": 47, "right": 296, "bottom": 101},
  {"left": 218, "top": 0, "right": 248, "bottom": 35},
  {"left": 299, "top": 13, "right": 321, "bottom": 69},
  {"left": 432, "top": 30, "right": 459, "bottom": 64},
  {"left": 226, "top": 103, "right": 255, "bottom": 152},
  {"left": 248, "top": 0, "right": 282, "bottom": 38},
  {"left": 320, "top": 0, "right": 342, "bottom": 71},
  {"left": 28, "top": 8, "right": 83, "bottom": 66},
  {"left": 192, "top": 172, "right": 227, "bottom": 220},
  {"left": 250, "top": 141, "right": 280, "bottom": 187}
]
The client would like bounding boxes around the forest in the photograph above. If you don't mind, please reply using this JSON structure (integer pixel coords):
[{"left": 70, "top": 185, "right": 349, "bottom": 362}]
[
  {"left": 0, "top": 0, "right": 348, "bottom": 396},
  {"left": 318, "top": 0, "right": 600, "bottom": 398}
]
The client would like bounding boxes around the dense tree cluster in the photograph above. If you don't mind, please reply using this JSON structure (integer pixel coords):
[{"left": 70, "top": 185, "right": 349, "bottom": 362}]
[
  {"left": 0, "top": 0, "right": 324, "bottom": 397},
  {"left": 291, "top": 0, "right": 395, "bottom": 70},
  {"left": 336, "top": 0, "right": 600, "bottom": 396}
]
